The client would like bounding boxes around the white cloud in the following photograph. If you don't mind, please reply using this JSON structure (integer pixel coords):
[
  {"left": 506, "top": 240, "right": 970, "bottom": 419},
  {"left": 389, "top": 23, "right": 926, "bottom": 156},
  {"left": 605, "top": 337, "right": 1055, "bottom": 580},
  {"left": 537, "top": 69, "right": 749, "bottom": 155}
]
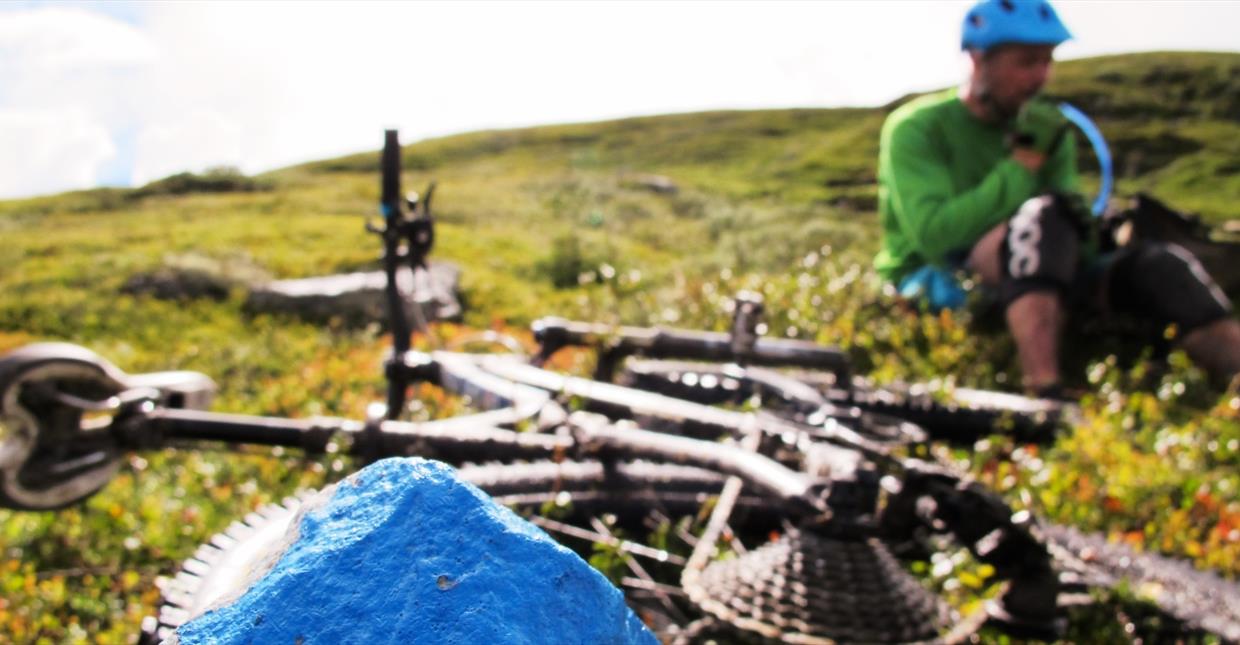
[
  {"left": 1, "top": 1, "right": 1238, "bottom": 199},
  {"left": 131, "top": 110, "right": 243, "bottom": 185},
  {"left": 0, "top": 7, "right": 156, "bottom": 197},
  {"left": 0, "top": 7, "right": 156, "bottom": 73},
  {"left": 0, "top": 108, "right": 115, "bottom": 197},
  {"left": 124, "top": 1, "right": 973, "bottom": 176}
]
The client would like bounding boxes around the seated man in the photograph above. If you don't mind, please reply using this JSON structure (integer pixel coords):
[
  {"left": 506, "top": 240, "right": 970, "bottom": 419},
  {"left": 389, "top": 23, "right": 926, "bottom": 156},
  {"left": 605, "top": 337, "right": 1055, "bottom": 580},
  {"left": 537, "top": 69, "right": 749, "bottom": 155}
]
[{"left": 874, "top": 0, "right": 1240, "bottom": 396}]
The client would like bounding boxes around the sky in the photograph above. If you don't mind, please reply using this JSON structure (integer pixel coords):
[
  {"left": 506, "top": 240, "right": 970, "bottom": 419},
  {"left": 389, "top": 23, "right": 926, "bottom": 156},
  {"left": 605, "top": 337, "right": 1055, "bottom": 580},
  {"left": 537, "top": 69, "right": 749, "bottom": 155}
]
[{"left": 1, "top": 0, "right": 1237, "bottom": 199}]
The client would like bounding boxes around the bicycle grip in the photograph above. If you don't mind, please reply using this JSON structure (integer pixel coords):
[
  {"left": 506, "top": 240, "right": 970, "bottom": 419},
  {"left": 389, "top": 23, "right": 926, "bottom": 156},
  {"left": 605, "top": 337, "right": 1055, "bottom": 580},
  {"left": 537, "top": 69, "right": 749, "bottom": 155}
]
[{"left": 381, "top": 129, "right": 401, "bottom": 220}]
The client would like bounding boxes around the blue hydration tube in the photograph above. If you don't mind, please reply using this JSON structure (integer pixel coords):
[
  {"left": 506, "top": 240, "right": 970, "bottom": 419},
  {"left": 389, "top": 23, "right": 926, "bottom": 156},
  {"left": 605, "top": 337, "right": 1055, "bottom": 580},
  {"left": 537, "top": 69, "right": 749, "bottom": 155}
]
[{"left": 1057, "top": 102, "right": 1113, "bottom": 217}]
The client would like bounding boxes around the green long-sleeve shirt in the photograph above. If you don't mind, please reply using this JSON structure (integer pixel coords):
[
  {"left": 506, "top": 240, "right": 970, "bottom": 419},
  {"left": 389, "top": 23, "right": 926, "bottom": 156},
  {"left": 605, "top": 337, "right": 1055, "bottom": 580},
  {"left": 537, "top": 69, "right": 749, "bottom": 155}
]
[{"left": 874, "top": 88, "right": 1079, "bottom": 282}]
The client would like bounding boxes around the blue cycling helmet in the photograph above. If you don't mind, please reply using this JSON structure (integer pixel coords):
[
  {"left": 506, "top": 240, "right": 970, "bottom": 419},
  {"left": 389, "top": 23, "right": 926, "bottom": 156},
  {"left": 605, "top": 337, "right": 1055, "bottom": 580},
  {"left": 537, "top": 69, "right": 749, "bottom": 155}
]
[{"left": 961, "top": 0, "right": 1072, "bottom": 52}]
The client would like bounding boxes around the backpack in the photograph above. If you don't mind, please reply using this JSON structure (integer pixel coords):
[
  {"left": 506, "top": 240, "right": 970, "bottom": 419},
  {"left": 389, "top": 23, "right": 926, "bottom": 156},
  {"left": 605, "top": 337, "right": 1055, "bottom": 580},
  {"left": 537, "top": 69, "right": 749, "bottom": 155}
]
[{"left": 1102, "top": 194, "right": 1240, "bottom": 300}]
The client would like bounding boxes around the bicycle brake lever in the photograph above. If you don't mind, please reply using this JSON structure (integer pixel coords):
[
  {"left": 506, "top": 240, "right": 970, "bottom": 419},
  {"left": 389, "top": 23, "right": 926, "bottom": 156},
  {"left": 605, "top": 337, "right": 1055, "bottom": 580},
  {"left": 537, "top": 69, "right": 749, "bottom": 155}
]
[{"left": 421, "top": 181, "right": 437, "bottom": 215}]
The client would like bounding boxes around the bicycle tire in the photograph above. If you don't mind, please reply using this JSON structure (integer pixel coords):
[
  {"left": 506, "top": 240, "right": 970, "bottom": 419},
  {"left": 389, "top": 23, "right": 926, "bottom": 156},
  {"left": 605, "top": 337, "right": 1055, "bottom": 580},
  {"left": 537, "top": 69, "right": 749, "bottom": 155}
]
[{"left": 1041, "top": 523, "right": 1240, "bottom": 642}]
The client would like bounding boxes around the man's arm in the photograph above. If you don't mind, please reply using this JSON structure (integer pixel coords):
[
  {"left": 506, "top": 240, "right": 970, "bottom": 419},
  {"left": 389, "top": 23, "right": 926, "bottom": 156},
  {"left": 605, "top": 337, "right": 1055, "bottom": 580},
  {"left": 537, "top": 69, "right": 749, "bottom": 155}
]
[
  {"left": 883, "top": 118, "right": 1038, "bottom": 264},
  {"left": 1040, "top": 130, "right": 1079, "bottom": 194}
]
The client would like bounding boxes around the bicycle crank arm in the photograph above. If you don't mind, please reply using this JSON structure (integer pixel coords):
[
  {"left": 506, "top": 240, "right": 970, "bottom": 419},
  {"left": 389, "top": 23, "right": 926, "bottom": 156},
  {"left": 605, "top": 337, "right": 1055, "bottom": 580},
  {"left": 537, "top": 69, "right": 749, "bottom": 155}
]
[{"left": 0, "top": 343, "right": 215, "bottom": 510}]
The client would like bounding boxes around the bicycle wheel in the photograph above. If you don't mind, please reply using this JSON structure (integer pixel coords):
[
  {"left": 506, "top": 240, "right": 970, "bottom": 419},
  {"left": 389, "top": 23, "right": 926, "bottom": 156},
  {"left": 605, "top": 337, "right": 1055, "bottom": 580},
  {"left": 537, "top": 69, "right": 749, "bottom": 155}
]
[
  {"left": 138, "top": 460, "right": 966, "bottom": 645},
  {"left": 1042, "top": 523, "right": 1240, "bottom": 642}
]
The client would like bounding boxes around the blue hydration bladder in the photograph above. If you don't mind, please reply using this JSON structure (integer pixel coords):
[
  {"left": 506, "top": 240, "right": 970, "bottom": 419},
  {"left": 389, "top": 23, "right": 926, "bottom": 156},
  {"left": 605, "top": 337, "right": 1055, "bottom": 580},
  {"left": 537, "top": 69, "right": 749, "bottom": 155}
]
[{"left": 898, "top": 265, "right": 968, "bottom": 312}]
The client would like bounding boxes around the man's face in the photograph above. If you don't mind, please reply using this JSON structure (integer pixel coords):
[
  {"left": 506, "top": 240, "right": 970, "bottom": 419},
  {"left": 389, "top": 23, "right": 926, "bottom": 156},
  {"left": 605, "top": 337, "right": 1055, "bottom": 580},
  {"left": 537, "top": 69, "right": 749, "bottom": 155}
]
[{"left": 973, "top": 44, "right": 1056, "bottom": 116}]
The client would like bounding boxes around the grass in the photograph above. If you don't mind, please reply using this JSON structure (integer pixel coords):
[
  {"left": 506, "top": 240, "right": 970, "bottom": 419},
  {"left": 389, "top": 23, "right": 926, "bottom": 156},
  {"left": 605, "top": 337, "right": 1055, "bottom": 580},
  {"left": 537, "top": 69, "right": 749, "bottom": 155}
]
[{"left": 0, "top": 51, "right": 1237, "bottom": 643}]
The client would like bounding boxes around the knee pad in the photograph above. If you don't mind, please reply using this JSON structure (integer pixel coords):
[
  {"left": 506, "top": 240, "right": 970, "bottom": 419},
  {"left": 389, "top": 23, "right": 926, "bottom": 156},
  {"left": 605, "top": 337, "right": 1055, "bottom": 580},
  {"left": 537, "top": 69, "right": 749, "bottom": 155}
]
[
  {"left": 1107, "top": 242, "right": 1233, "bottom": 333},
  {"left": 999, "top": 194, "right": 1080, "bottom": 306}
]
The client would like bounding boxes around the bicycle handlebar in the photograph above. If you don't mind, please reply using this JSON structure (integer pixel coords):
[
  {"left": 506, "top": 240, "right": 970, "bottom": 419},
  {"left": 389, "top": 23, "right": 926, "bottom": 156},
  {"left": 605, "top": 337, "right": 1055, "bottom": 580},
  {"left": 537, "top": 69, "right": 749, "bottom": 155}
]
[{"left": 531, "top": 316, "right": 852, "bottom": 380}]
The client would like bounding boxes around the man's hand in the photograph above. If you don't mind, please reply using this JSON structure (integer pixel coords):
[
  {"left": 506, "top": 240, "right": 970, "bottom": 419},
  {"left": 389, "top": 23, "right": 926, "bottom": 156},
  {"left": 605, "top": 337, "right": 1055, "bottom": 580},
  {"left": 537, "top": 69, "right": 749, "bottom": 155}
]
[
  {"left": 1011, "top": 147, "right": 1046, "bottom": 173},
  {"left": 1009, "top": 100, "right": 1071, "bottom": 155}
]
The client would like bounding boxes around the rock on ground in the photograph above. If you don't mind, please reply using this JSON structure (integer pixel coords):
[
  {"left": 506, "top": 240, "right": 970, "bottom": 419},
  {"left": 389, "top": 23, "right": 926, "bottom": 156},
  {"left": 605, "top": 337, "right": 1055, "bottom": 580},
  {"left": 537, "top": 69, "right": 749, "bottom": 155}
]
[
  {"left": 172, "top": 458, "right": 655, "bottom": 645},
  {"left": 244, "top": 263, "right": 462, "bottom": 326}
]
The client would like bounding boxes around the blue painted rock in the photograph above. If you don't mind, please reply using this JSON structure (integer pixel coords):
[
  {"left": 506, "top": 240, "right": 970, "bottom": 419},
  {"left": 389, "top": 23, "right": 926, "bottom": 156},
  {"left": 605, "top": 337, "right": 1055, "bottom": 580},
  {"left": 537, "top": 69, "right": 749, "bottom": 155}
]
[{"left": 172, "top": 457, "right": 656, "bottom": 645}]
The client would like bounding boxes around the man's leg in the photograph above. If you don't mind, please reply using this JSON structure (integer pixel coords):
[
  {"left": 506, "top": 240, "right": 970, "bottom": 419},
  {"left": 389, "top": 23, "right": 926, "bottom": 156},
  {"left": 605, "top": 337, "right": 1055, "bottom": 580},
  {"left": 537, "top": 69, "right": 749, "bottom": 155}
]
[
  {"left": 1005, "top": 293, "right": 1064, "bottom": 392},
  {"left": 1106, "top": 242, "right": 1240, "bottom": 386},
  {"left": 967, "top": 217, "right": 1067, "bottom": 393},
  {"left": 1180, "top": 318, "right": 1240, "bottom": 386}
]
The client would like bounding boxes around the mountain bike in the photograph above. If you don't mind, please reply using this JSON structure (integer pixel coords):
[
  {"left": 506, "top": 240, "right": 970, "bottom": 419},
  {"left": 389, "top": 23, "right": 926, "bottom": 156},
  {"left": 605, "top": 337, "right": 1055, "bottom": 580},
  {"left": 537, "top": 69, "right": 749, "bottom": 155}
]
[
  {"left": 3, "top": 340, "right": 1235, "bottom": 643},
  {"left": 1, "top": 131, "right": 1235, "bottom": 644}
]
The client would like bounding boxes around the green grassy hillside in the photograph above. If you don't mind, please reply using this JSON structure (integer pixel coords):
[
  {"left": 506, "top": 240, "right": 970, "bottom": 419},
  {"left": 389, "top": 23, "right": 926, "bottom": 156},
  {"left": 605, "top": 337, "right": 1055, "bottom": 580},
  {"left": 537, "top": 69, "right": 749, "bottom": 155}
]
[{"left": 0, "top": 51, "right": 1237, "bottom": 643}]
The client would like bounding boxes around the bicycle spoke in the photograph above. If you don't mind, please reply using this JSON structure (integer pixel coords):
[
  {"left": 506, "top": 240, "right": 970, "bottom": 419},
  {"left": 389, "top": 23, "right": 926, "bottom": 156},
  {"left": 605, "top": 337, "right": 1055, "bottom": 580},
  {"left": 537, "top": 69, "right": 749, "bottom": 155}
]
[
  {"left": 590, "top": 517, "right": 691, "bottom": 625},
  {"left": 525, "top": 515, "right": 685, "bottom": 566}
]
